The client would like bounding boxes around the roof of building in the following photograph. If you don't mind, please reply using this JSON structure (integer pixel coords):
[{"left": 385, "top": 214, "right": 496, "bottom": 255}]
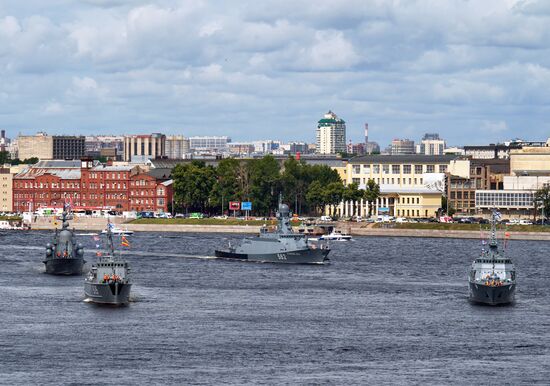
[
  {"left": 147, "top": 168, "right": 172, "bottom": 179},
  {"left": 33, "top": 160, "right": 82, "bottom": 168},
  {"left": 318, "top": 118, "right": 345, "bottom": 125},
  {"left": 91, "top": 165, "right": 135, "bottom": 171},
  {"left": 148, "top": 159, "right": 220, "bottom": 168},
  {"left": 52, "top": 169, "right": 81, "bottom": 179},
  {"left": 15, "top": 167, "right": 81, "bottom": 180},
  {"left": 350, "top": 154, "right": 458, "bottom": 164}
]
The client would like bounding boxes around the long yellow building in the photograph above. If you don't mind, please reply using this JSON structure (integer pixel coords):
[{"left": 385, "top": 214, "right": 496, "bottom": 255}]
[{"left": 331, "top": 155, "right": 457, "bottom": 218}]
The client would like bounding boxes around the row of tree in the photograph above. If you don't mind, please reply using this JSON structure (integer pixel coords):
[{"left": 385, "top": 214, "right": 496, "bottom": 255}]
[
  {"left": 172, "top": 156, "right": 381, "bottom": 216},
  {"left": 0, "top": 151, "right": 39, "bottom": 166},
  {"left": 534, "top": 186, "right": 550, "bottom": 220}
]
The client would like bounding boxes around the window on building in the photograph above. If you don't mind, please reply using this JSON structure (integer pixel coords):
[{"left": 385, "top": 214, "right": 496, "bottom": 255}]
[
  {"left": 439, "top": 165, "right": 447, "bottom": 173},
  {"left": 353, "top": 165, "right": 361, "bottom": 174},
  {"left": 426, "top": 165, "right": 435, "bottom": 173},
  {"left": 392, "top": 165, "right": 400, "bottom": 174},
  {"left": 352, "top": 178, "right": 360, "bottom": 185},
  {"left": 382, "top": 165, "right": 389, "bottom": 174},
  {"left": 403, "top": 165, "right": 411, "bottom": 174},
  {"left": 363, "top": 165, "right": 371, "bottom": 174},
  {"left": 415, "top": 165, "right": 423, "bottom": 174},
  {"left": 373, "top": 165, "right": 380, "bottom": 174}
]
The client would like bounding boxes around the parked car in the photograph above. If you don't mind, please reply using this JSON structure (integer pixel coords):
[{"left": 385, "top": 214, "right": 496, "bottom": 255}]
[
  {"left": 189, "top": 212, "right": 205, "bottom": 219},
  {"left": 395, "top": 217, "right": 409, "bottom": 223},
  {"left": 519, "top": 219, "right": 533, "bottom": 225},
  {"left": 320, "top": 215, "right": 333, "bottom": 222},
  {"left": 439, "top": 216, "right": 454, "bottom": 223}
]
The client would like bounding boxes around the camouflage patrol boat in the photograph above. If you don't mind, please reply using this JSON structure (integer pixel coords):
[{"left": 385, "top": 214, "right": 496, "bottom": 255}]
[
  {"left": 84, "top": 223, "right": 132, "bottom": 305},
  {"left": 215, "top": 198, "right": 330, "bottom": 264},
  {"left": 44, "top": 209, "right": 85, "bottom": 275},
  {"left": 468, "top": 210, "right": 516, "bottom": 305}
]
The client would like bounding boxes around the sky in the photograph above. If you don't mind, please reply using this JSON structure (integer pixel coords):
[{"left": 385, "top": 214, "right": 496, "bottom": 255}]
[{"left": 1, "top": 0, "right": 550, "bottom": 147}]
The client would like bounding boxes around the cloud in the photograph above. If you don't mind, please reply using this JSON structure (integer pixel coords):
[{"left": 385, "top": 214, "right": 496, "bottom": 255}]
[
  {"left": 42, "top": 101, "right": 64, "bottom": 115},
  {"left": 0, "top": 0, "right": 549, "bottom": 145},
  {"left": 481, "top": 120, "right": 510, "bottom": 134}
]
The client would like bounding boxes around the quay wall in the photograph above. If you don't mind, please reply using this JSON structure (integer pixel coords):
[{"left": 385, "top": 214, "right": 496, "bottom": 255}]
[{"left": 28, "top": 217, "right": 550, "bottom": 240}]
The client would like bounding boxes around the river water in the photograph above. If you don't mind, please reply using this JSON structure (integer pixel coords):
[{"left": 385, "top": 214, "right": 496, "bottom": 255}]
[{"left": 0, "top": 231, "right": 549, "bottom": 385}]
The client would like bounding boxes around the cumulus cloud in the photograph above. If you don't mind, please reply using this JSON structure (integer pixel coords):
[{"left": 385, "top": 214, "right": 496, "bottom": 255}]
[
  {"left": 42, "top": 101, "right": 64, "bottom": 115},
  {"left": 0, "top": 0, "right": 549, "bottom": 144}
]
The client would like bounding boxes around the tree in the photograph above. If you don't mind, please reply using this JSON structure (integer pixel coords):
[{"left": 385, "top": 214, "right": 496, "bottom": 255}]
[
  {"left": 342, "top": 182, "right": 363, "bottom": 216},
  {"left": 172, "top": 161, "right": 217, "bottom": 213},
  {"left": 306, "top": 180, "right": 326, "bottom": 215},
  {"left": 363, "top": 179, "right": 380, "bottom": 216},
  {"left": 22, "top": 157, "right": 39, "bottom": 164},
  {"left": 210, "top": 158, "right": 242, "bottom": 211},
  {"left": 323, "top": 182, "right": 344, "bottom": 216},
  {"left": 0, "top": 151, "right": 10, "bottom": 165},
  {"left": 249, "top": 155, "right": 281, "bottom": 215},
  {"left": 534, "top": 185, "right": 550, "bottom": 221}
]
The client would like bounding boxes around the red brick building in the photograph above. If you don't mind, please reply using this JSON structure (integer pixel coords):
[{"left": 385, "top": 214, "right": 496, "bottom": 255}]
[
  {"left": 13, "top": 160, "right": 173, "bottom": 213},
  {"left": 129, "top": 173, "right": 173, "bottom": 212}
]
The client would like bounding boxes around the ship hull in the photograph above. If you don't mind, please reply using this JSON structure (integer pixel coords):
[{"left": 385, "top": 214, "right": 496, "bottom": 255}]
[
  {"left": 469, "top": 282, "right": 516, "bottom": 305},
  {"left": 43, "top": 257, "right": 85, "bottom": 275},
  {"left": 214, "top": 248, "right": 330, "bottom": 264},
  {"left": 84, "top": 282, "right": 132, "bottom": 305}
]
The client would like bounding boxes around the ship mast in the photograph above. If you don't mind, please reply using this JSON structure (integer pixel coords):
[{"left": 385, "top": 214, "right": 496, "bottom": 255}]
[
  {"left": 106, "top": 220, "right": 115, "bottom": 256},
  {"left": 488, "top": 209, "right": 500, "bottom": 274}
]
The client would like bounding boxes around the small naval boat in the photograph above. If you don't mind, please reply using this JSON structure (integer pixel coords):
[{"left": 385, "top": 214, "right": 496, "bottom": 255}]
[
  {"left": 101, "top": 225, "right": 133, "bottom": 236},
  {"left": 468, "top": 210, "right": 516, "bottom": 305},
  {"left": 215, "top": 198, "right": 330, "bottom": 264},
  {"left": 311, "top": 229, "right": 352, "bottom": 241},
  {"left": 84, "top": 223, "right": 132, "bottom": 305},
  {"left": 43, "top": 209, "right": 85, "bottom": 275}
]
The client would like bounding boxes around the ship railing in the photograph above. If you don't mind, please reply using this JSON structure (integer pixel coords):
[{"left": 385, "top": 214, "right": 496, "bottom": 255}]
[{"left": 308, "top": 239, "right": 330, "bottom": 250}]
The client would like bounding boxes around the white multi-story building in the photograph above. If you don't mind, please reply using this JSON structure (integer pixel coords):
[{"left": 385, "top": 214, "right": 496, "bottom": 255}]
[
  {"left": 165, "top": 135, "right": 190, "bottom": 159},
  {"left": 316, "top": 111, "right": 346, "bottom": 155},
  {"left": 416, "top": 133, "right": 446, "bottom": 155},
  {"left": 252, "top": 140, "right": 281, "bottom": 154},
  {"left": 189, "top": 136, "right": 231, "bottom": 153}
]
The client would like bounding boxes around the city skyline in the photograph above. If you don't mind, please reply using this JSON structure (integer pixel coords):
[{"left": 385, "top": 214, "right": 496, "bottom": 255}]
[{"left": 1, "top": 1, "right": 550, "bottom": 145}]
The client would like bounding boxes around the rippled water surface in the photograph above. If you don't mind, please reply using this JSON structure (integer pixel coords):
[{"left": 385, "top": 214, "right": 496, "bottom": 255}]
[{"left": 1, "top": 230, "right": 549, "bottom": 384}]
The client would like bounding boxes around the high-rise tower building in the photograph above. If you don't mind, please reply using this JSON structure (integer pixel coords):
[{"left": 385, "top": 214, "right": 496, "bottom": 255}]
[
  {"left": 416, "top": 133, "right": 446, "bottom": 155},
  {"left": 316, "top": 111, "right": 346, "bottom": 154}
]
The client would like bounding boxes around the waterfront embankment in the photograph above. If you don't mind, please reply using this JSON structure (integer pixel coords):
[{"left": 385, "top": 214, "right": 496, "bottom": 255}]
[{"left": 27, "top": 216, "right": 550, "bottom": 240}]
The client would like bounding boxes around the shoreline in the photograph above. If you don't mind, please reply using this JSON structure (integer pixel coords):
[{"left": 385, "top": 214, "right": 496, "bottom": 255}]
[{"left": 27, "top": 218, "right": 550, "bottom": 241}]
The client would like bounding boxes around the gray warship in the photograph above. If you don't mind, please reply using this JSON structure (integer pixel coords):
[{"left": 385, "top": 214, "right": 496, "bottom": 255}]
[
  {"left": 468, "top": 210, "right": 516, "bottom": 305},
  {"left": 215, "top": 199, "right": 330, "bottom": 264},
  {"left": 44, "top": 208, "right": 85, "bottom": 275},
  {"left": 84, "top": 223, "right": 132, "bottom": 305}
]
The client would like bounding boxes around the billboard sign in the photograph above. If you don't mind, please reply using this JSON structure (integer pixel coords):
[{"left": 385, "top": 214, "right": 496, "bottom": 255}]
[
  {"left": 241, "top": 201, "right": 252, "bottom": 211},
  {"left": 229, "top": 201, "right": 240, "bottom": 210},
  {"left": 378, "top": 207, "right": 390, "bottom": 213}
]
